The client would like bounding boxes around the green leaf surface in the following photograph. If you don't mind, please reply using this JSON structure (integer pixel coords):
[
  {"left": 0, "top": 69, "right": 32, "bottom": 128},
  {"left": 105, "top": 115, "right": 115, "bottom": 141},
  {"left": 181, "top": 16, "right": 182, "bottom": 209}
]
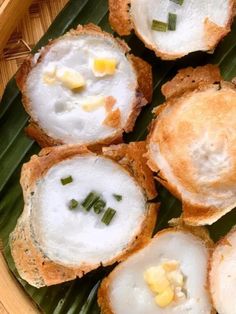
[{"left": 1, "top": 0, "right": 236, "bottom": 312}]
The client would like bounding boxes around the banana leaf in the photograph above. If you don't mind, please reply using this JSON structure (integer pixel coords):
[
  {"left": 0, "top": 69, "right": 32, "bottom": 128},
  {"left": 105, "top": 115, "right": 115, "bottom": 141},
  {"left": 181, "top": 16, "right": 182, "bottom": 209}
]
[{"left": 1, "top": 0, "right": 236, "bottom": 312}]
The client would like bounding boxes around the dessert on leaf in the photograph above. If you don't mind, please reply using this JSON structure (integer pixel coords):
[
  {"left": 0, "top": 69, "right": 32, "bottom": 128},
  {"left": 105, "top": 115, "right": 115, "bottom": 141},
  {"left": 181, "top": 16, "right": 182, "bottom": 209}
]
[
  {"left": 98, "top": 226, "right": 213, "bottom": 313},
  {"left": 147, "top": 65, "right": 236, "bottom": 225},
  {"left": 109, "top": 0, "right": 235, "bottom": 60},
  {"left": 16, "top": 24, "right": 152, "bottom": 147},
  {"left": 10, "top": 142, "right": 157, "bottom": 288}
]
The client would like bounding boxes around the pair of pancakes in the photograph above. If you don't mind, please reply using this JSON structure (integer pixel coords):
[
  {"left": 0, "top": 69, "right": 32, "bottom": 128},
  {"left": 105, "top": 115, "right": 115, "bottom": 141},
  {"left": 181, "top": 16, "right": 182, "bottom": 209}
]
[{"left": 9, "top": 3, "right": 236, "bottom": 313}]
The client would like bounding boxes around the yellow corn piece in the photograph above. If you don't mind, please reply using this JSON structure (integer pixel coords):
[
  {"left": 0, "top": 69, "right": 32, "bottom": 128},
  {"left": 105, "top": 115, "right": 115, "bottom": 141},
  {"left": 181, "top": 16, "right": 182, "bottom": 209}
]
[
  {"left": 43, "top": 75, "right": 56, "bottom": 84},
  {"left": 144, "top": 266, "right": 170, "bottom": 294},
  {"left": 56, "top": 68, "right": 85, "bottom": 90},
  {"left": 162, "top": 260, "right": 179, "bottom": 272},
  {"left": 93, "top": 58, "right": 117, "bottom": 76},
  {"left": 167, "top": 270, "right": 184, "bottom": 287},
  {"left": 81, "top": 96, "right": 105, "bottom": 112},
  {"left": 43, "top": 64, "right": 56, "bottom": 85},
  {"left": 155, "top": 286, "right": 174, "bottom": 308}
]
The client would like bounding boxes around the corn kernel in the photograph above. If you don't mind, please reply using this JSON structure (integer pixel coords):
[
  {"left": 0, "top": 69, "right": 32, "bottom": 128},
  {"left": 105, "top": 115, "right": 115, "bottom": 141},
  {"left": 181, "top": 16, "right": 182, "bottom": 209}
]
[
  {"left": 144, "top": 260, "right": 186, "bottom": 308},
  {"left": 56, "top": 68, "right": 85, "bottom": 90},
  {"left": 93, "top": 58, "right": 117, "bottom": 76},
  {"left": 43, "top": 64, "right": 56, "bottom": 84},
  {"left": 81, "top": 96, "right": 105, "bottom": 112},
  {"left": 162, "top": 260, "right": 179, "bottom": 272},
  {"left": 155, "top": 286, "right": 174, "bottom": 308},
  {"left": 167, "top": 270, "right": 184, "bottom": 287},
  {"left": 144, "top": 266, "right": 170, "bottom": 294},
  {"left": 175, "top": 287, "right": 185, "bottom": 300},
  {"left": 43, "top": 75, "right": 56, "bottom": 84}
]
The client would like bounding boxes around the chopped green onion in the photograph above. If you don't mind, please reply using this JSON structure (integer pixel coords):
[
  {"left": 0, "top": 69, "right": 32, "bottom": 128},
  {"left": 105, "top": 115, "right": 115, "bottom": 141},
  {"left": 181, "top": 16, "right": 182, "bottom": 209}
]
[
  {"left": 151, "top": 20, "right": 168, "bottom": 32},
  {"left": 170, "top": 0, "right": 184, "bottom": 5},
  {"left": 93, "top": 199, "right": 106, "bottom": 214},
  {"left": 101, "top": 208, "right": 116, "bottom": 225},
  {"left": 61, "top": 176, "right": 73, "bottom": 185},
  {"left": 113, "top": 194, "right": 122, "bottom": 202},
  {"left": 69, "top": 199, "right": 79, "bottom": 209},
  {"left": 82, "top": 192, "right": 100, "bottom": 211},
  {"left": 168, "top": 13, "right": 177, "bottom": 31}
]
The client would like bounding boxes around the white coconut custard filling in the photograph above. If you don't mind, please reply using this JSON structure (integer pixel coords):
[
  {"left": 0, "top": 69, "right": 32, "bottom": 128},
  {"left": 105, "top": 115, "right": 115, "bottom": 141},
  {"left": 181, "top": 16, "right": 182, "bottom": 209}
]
[
  {"left": 107, "top": 230, "right": 211, "bottom": 314},
  {"left": 130, "top": 0, "right": 231, "bottom": 57},
  {"left": 31, "top": 155, "right": 147, "bottom": 266},
  {"left": 25, "top": 34, "right": 138, "bottom": 144},
  {"left": 210, "top": 228, "right": 236, "bottom": 314}
]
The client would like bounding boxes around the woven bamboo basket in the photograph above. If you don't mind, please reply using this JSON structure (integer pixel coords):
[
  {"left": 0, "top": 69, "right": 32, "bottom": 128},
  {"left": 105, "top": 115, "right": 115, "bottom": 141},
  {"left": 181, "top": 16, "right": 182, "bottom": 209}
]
[
  {"left": 0, "top": 0, "right": 68, "bottom": 97},
  {"left": 0, "top": 1, "right": 68, "bottom": 312}
]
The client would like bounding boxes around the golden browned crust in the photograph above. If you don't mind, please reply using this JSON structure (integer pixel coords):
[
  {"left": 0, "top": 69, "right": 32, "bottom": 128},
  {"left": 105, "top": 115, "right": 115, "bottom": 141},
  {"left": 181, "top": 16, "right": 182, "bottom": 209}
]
[
  {"left": 105, "top": 96, "right": 116, "bottom": 112},
  {"left": 26, "top": 119, "right": 124, "bottom": 151},
  {"left": 16, "top": 23, "right": 151, "bottom": 148},
  {"left": 204, "top": 0, "right": 236, "bottom": 51},
  {"left": 103, "top": 141, "right": 157, "bottom": 200},
  {"left": 10, "top": 142, "right": 158, "bottom": 288},
  {"left": 20, "top": 145, "right": 90, "bottom": 189},
  {"left": 98, "top": 275, "right": 114, "bottom": 314},
  {"left": 182, "top": 203, "right": 222, "bottom": 227},
  {"left": 168, "top": 217, "right": 213, "bottom": 247},
  {"left": 124, "top": 93, "right": 147, "bottom": 133},
  {"left": 233, "top": 0, "right": 236, "bottom": 15},
  {"left": 156, "top": 84, "right": 236, "bottom": 226},
  {"left": 129, "top": 54, "right": 153, "bottom": 103},
  {"left": 148, "top": 92, "right": 236, "bottom": 225},
  {"left": 161, "top": 65, "right": 222, "bottom": 100},
  {"left": 204, "top": 18, "right": 230, "bottom": 51},
  {"left": 87, "top": 134, "right": 124, "bottom": 154},
  {"left": 15, "top": 57, "right": 33, "bottom": 91},
  {"left": 10, "top": 219, "right": 78, "bottom": 287},
  {"left": 25, "top": 121, "right": 64, "bottom": 147},
  {"left": 103, "top": 108, "right": 121, "bottom": 128},
  {"left": 147, "top": 65, "right": 236, "bottom": 226},
  {"left": 108, "top": 0, "right": 132, "bottom": 36},
  {"left": 148, "top": 89, "right": 236, "bottom": 226},
  {"left": 98, "top": 227, "right": 214, "bottom": 314}
]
